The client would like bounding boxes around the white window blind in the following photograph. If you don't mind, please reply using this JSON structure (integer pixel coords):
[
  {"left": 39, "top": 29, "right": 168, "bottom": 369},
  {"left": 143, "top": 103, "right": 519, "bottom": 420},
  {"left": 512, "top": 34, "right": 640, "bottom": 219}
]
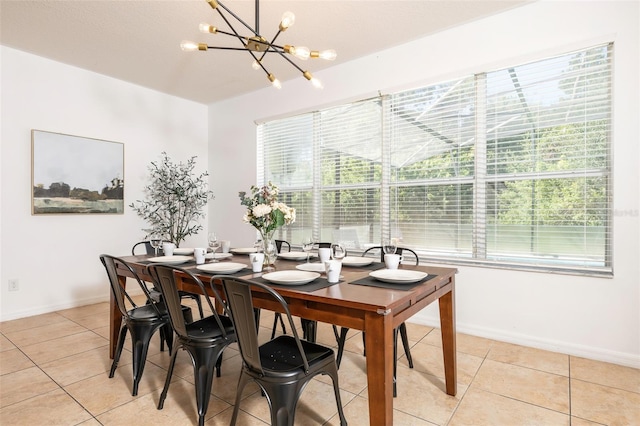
[{"left": 257, "top": 43, "right": 612, "bottom": 274}]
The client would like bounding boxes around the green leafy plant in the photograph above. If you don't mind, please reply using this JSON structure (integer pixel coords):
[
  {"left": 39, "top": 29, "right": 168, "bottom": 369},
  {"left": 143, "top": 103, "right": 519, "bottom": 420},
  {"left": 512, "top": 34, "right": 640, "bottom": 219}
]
[{"left": 130, "top": 152, "right": 214, "bottom": 247}]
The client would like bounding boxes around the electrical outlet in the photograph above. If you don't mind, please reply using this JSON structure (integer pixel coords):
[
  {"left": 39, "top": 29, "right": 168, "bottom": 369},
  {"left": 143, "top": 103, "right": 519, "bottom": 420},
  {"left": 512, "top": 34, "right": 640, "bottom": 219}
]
[{"left": 8, "top": 279, "right": 19, "bottom": 291}]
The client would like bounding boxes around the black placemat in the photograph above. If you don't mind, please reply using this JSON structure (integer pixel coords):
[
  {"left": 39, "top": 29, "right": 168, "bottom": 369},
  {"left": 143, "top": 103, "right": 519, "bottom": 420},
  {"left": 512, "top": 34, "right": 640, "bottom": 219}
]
[
  {"left": 349, "top": 274, "right": 437, "bottom": 290},
  {"left": 341, "top": 261, "right": 385, "bottom": 271},
  {"left": 250, "top": 276, "right": 339, "bottom": 292}
]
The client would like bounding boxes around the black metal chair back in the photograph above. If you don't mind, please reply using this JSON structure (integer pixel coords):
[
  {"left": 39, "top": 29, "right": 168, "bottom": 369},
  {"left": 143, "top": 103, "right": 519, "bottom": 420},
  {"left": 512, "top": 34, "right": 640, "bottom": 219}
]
[
  {"left": 219, "top": 276, "right": 348, "bottom": 426},
  {"left": 99, "top": 254, "right": 176, "bottom": 396},
  {"left": 362, "top": 245, "right": 420, "bottom": 265},
  {"left": 275, "top": 239, "right": 291, "bottom": 253},
  {"left": 131, "top": 241, "right": 155, "bottom": 255},
  {"left": 147, "top": 264, "right": 235, "bottom": 426}
]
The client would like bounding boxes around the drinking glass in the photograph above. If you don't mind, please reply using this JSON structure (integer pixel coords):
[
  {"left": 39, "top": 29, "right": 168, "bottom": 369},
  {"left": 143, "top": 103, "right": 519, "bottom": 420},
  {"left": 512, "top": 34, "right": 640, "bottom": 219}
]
[
  {"left": 383, "top": 238, "right": 397, "bottom": 256},
  {"left": 208, "top": 232, "right": 221, "bottom": 262},
  {"left": 331, "top": 242, "right": 346, "bottom": 261},
  {"left": 302, "top": 237, "right": 314, "bottom": 263},
  {"left": 150, "top": 234, "right": 163, "bottom": 256}
]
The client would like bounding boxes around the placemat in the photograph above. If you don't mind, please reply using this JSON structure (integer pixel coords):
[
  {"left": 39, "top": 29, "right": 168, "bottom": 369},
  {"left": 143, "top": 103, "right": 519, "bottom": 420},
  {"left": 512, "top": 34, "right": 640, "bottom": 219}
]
[
  {"left": 349, "top": 274, "right": 437, "bottom": 290},
  {"left": 250, "top": 276, "right": 339, "bottom": 292},
  {"left": 341, "top": 261, "right": 385, "bottom": 271}
]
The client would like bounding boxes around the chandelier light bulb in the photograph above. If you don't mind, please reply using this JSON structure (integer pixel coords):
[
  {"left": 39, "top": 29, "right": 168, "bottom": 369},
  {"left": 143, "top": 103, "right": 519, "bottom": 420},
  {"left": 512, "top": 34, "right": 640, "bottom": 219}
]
[
  {"left": 252, "top": 60, "right": 261, "bottom": 70},
  {"left": 311, "top": 77, "right": 323, "bottom": 89},
  {"left": 318, "top": 49, "right": 337, "bottom": 61},
  {"left": 268, "top": 74, "right": 282, "bottom": 89},
  {"left": 279, "top": 11, "right": 295, "bottom": 31},
  {"left": 199, "top": 23, "right": 217, "bottom": 34},
  {"left": 180, "top": 40, "right": 200, "bottom": 51},
  {"left": 291, "top": 46, "right": 310, "bottom": 60}
]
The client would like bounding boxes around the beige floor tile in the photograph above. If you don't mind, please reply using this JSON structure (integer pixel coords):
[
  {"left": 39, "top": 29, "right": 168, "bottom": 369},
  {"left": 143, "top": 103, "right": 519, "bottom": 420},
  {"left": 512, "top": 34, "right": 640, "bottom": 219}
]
[
  {"left": 449, "top": 386, "right": 570, "bottom": 425},
  {"left": 57, "top": 302, "right": 110, "bottom": 321},
  {"left": 397, "top": 340, "right": 484, "bottom": 385},
  {"left": 0, "top": 388, "right": 92, "bottom": 425},
  {"left": 0, "top": 312, "right": 68, "bottom": 334},
  {"left": 421, "top": 329, "right": 495, "bottom": 358},
  {"left": 473, "top": 359, "right": 569, "bottom": 413},
  {"left": 3, "top": 318, "right": 87, "bottom": 347},
  {"left": 316, "top": 349, "right": 369, "bottom": 396},
  {"left": 205, "top": 406, "right": 269, "bottom": 425},
  {"left": 325, "top": 394, "right": 436, "bottom": 426},
  {"left": 571, "top": 378, "right": 640, "bottom": 425},
  {"left": 71, "top": 311, "right": 111, "bottom": 330},
  {"left": 488, "top": 340, "right": 569, "bottom": 376},
  {"left": 392, "top": 365, "right": 469, "bottom": 425},
  {"left": 570, "top": 417, "right": 608, "bottom": 426},
  {"left": 64, "top": 361, "right": 171, "bottom": 415},
  {"left": 570, "top": 356, "right": 640, "bottom": 393},
  {"left": 38, "top": 345, "right": 123, "bottom": 387},
  {"left": 19, "top": 330, "right": 108, "bottom": 364},
  {"left": 0, "top": 366, "right": 60, "bottom": 408},
  {"left": 96, "top": 379, "right": 231, "bottom": 425},
  {"left": 403, "top": 322, "right": 435, "bottom": 344},
  {"left": 0, "top": 333, "right": 16, "bottom": 352},
  {"left": 0, "top": 348, "right": 35, "bottom": 375}
]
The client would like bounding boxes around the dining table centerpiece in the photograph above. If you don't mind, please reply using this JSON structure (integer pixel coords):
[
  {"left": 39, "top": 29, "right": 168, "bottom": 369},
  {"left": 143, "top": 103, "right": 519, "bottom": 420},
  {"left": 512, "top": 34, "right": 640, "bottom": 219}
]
[{"left": 239, "top": 182, "right": 296, "bottom": 267}]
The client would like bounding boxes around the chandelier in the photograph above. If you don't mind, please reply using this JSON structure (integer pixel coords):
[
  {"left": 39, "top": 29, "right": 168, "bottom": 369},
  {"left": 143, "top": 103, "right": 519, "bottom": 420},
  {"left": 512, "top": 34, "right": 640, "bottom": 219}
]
[{"left": 181, "top": 0, "right": 336, "bottom": 89}]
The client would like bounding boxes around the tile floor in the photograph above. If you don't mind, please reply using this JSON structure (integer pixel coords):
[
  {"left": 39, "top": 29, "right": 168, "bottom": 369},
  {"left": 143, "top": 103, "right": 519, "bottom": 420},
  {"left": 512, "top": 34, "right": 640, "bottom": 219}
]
[{"left": 1, "top": 298, "right": 639, "bottom": 425}]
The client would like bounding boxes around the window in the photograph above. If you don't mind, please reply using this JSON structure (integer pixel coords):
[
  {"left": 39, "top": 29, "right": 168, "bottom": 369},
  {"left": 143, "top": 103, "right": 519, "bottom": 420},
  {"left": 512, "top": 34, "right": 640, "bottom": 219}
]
[{"left": 258, "top": 43, "right": 612, "bottom": 274}]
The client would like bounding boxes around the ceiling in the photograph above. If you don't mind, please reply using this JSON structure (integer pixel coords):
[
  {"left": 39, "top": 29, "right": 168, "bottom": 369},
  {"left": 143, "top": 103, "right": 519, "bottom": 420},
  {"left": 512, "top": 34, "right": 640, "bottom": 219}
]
[{"left": 1, "top": 0, "right": 530, "bottom": 105}]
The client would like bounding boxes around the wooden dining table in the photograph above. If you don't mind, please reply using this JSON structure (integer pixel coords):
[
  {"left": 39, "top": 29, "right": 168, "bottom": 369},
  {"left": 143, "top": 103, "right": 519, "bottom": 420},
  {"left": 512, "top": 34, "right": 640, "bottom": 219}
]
[{"left": 110, "top": 253, "right": 458, "bottom": 425}]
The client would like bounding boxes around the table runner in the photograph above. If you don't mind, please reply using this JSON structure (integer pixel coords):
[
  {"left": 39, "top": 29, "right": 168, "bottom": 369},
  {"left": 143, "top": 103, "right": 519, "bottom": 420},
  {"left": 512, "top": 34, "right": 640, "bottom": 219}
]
[{"left": 349, "top": 274, "right": 437, "bottom": 291}]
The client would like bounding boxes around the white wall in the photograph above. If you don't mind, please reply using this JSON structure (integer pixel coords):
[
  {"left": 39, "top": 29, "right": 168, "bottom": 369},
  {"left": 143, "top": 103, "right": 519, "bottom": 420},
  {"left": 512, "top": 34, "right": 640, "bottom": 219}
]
[
  {"left": 208, "top": 0, "right": 640, "bottom": 367},
  {"left": 0, "top": 47, "right": 209, "bottom": 320}
]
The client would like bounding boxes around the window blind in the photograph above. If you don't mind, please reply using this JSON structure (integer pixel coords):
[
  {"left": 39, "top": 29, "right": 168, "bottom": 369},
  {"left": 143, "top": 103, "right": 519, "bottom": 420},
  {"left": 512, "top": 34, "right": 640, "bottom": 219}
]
[{"left": 257, "top": 42, "right": 612, "bottom": 274}]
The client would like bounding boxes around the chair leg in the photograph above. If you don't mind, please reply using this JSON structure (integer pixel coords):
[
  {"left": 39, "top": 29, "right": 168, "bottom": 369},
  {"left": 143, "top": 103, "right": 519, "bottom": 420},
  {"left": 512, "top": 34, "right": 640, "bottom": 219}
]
[
  {"left": 158, "top": 345, "right": 180, "bottom": 410},
  {"left": 109, "top": 324, "right": 128, "bottom": 378},
  {"left": 398, "top": 322, "right": 414, "bottom": 368},
  {"left": 326, "top": 361, "right": 349, "bottom": 426},
  {"left": 129, "top": 323, "right": 161, "bottom": 396},
  {"left": 191, "top": 345, "right": 226, "bottom": 426},
  {"left": 301, "top": 319, "right": 317, "bottom": 342},
  {"left": 335, "top": 327, "right": 350, "bottom": 368},
  {"left": 191, "top": 294, "right": 205, "bottom": 319},
  {"left": 270, "top": 313, "right": 287, "bottom": 339},
  {"left": 230, "top": 371, "right": 252, "bottom": 426}
]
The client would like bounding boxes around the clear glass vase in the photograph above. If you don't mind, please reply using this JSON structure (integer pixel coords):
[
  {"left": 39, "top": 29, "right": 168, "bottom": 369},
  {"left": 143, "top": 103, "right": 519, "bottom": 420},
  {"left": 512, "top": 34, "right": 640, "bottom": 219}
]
[{"left": 259, "top": 229, "right": 277, "bottom": 270}]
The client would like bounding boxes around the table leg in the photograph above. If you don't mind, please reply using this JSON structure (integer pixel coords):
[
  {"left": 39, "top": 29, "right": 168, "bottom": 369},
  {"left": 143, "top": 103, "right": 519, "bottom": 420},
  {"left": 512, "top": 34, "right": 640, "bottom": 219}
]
[
  {"left": 439, "top": 283, "right": 457, "bottom": 396},
  {"left": 364, "top": 311, "right": 394, "bottom": 426},
  {"left": 108, "top": 276, "right": 125, "bottom": 359}
]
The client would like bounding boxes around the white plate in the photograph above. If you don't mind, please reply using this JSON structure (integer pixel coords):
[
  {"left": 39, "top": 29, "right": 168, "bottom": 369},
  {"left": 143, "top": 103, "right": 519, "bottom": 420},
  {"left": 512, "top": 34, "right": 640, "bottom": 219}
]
[
  {"left": 278, "top": 252, "right": 316, "bottom": 260},
  {"left": 369, "top": 269, "right": 428, "bottom": 284},
  {"left": 296, "top": 263, "right": 326, "bottom": 273},
  {"left": 231, "top": 247, "right": 257, "bottom": 254},
  {"left": 262, "top": 271, "right": 320, "bottom": 285},
  {"left": 173, "top": 248, "right": 194, "bottom": 255},
  {"left": 147, "top": 255, "right": 192, "bottom": 265},
  {"left": 342, "top": 256, "right": 374, "bottom": 266},
  {"left": 196, "top": 262, "right": 248, "bottom": 274},
  {"left": 204, "top": 252, "right": 233, "bottom": 260}
]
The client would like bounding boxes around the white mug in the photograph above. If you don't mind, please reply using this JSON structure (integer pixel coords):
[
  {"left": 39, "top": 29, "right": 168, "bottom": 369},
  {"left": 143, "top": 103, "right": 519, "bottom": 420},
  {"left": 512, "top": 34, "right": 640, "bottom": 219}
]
[
  {"left": 194, "top": 247, "right": 207, "bottom": 265},
  {"left": 221, "top": 240, "right": 231, "bottom": 253},
  {"left": 324, "top": 260, "right": 342, "bottom": 283},
  {"left": 162, "top": 242, "right": 175, "bottom": 256},
  {"left": 318, "top": 247, "right": 332, "bottom": 263},
  {"left": 249, "top": 252, "right": 265, "bottom": 272},
  {"left": 384, "top": 253, "right": 402, "bottom": 270}
]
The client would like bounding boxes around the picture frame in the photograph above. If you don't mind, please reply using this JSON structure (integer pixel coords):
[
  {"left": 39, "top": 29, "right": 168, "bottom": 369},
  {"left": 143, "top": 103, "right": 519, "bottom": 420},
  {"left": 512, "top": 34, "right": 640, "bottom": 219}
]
[{"left": 31, "top": 130, "right": 124, "bottom": 215}]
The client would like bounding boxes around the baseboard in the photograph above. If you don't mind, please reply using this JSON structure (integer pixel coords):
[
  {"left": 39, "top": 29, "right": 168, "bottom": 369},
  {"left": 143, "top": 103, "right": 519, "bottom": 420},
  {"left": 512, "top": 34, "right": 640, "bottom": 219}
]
[
  {"left": 409, "top": 315, "right": 640, "bottom": 369},
  {"left": 0, "top": 295, "right": 110, "bottom": 322}
]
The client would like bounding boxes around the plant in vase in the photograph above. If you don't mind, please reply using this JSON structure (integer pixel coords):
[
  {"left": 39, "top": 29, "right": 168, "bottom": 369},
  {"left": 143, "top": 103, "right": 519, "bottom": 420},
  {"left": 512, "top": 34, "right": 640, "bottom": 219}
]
[
  {"left": 239, "top": 182, "right": 296, "bottom": 267},
  {"left": 130, "top": 152, "right": 214, "bottom": 247}
]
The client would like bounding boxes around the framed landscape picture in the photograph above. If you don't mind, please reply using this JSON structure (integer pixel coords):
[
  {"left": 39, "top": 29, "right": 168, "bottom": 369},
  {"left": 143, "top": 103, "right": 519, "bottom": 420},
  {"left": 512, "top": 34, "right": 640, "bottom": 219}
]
[{"left": 31, "top": 130, "right": 124, "bottom": 215}]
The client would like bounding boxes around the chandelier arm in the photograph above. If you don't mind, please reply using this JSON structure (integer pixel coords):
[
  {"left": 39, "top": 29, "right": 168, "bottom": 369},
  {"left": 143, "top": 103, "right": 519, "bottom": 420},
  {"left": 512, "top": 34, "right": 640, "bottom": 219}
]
[
  {"left": 203, "top": 46, "right": 251, "bottom": 51},
  {"left": 275, "top": 50, "right": 305, "bottom": 74},
  {"left": 216, "top": 0, "right": 260, "bottom": 37},
  {"left": 257, "top": 29, "right": 283, "bottom": 62}
]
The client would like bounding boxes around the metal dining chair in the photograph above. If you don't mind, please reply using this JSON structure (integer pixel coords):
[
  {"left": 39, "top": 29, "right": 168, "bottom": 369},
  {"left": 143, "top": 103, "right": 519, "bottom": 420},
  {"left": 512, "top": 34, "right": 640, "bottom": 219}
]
[
  {"left": 100, "top": 254, "right": 193, "bottom": 396},
  {"left": 334, "top": 245, "right": 419, "bottom": 397},
  {"left": 132, "top": 240, "right": 205, "bottom": 320},
  {"left": 218, "top": 275, "right": 348, "bottom": 426},
  {"left": 147, "top": 264, "right": 236, "bottom": 426}
]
